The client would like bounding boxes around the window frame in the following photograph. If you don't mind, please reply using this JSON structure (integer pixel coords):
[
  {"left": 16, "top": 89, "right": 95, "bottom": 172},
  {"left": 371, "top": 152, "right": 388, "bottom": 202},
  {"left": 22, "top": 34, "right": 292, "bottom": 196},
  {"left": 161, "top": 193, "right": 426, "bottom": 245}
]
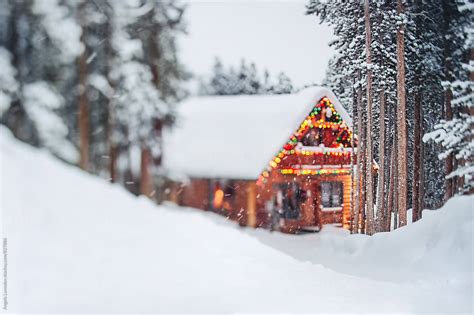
[{"left": 320, "top": 181, "right": 343, "bottom": 210}]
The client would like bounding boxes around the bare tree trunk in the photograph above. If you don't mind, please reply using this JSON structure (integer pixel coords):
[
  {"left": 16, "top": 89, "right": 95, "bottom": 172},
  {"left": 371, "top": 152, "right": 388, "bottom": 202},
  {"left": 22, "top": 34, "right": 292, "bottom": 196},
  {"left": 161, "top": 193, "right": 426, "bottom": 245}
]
[
  {"left": 360, "top": 142, "right": 367, "bottom": 234},
  {"left": 386, "top": 143, "right": 395, "bottom": 232},
  {"left": 140, "top": 147, "right": 154, "bottom": 197},
  {"left": 419, "top": 117, "right": 425, "bottom": 212},
  {"left": 350, "top": 79, "right": 357, "bottom": 233},
  {"left": 412, "top": 89, "right": 422, "bottom": 222},
  {"left": 444, "top": 88, "right": 454, "bottom": 199},
  {"left": 353, "top": 70, "right": 364, "bottom": 234},
  {"left": 394, "top": 133, "right": 399, "bottom": 230},
  {"left": 396, "top": 0, "right": 408, "bottom": 227},
  {"left": 392, "top": 102, "right": 399, "bottom": 231},
  {"left": 77, "top": 4, "right": 89, "bottom": 171},
  {"left": 109, "top": 143, "right": 117, "bottom": 183},
  {"left": 376, "top": 90, "right": 386, "bottom": 232},
  {"left": 412, "top": 0, "right": 423, "bottom": 223},
  {"left": 364, "top": 0, "right": 375, "bottom": 235}
]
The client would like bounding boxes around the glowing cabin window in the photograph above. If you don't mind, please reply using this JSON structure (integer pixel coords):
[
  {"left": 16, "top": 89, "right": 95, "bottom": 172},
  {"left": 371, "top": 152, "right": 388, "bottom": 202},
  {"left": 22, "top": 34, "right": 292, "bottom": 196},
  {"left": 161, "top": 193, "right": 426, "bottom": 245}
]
[
  {"left": 213, "top": 188, "right": 224, "bottom": 209},
  {"left": 210, "top": 180, "right": 235, "bottom": 211}
]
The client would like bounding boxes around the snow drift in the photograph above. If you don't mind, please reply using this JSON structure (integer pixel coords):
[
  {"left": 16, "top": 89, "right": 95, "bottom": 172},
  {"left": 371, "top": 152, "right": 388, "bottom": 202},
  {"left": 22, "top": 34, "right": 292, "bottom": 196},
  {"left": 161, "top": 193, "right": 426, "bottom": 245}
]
[{"left": 0, "top": 126, "right": 472, "bottom": 313}]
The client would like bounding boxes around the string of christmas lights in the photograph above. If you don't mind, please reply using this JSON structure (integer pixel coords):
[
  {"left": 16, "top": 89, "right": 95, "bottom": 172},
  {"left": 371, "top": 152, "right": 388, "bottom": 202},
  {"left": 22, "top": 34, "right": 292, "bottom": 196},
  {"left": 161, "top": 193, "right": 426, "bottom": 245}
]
[
  {"left": 267, "top": 98, "right": 352, "bottom": 169},
  {"left": 256, "top": 97, "right": 354, "bottom": 185},
  {"left": 280, "top": 168, "right": 351, "bottom": 176}
]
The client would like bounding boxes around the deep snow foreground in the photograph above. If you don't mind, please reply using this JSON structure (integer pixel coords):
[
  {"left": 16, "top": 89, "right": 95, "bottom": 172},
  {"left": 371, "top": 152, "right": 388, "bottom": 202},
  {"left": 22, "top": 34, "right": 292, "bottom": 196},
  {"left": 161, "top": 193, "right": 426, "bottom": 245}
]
[{"left": 1, "top": 127, "right": 473, "bottom": 313}]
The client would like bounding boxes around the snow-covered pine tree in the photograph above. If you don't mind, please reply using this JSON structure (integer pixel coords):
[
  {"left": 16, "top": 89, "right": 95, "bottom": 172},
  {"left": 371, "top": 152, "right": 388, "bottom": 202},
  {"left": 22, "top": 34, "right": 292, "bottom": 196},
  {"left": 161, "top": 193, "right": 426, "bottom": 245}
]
[
  {"left": 235, "top": 59, "right": 262, "bottom": 95},
  {"left": 1, "top": 0, "right": 83, "bottom": 163},
  {"left": 209, "top": 57, "right": 231, "bottom": 95},
  {"left": 424, "top": 0, "right": 473, "bottom": 195},
  {"left": 0, "top": 2, "right": 18, "bottom": 117},
  {"left": 75, "top": 0, "right": 114, "bottom": 178},
  {"left": 108, "top": 0, "right": 164, "bottom": 196},
  {"left": 248, "top": 62, "right": 262, "bottom": 94},
  {"left": 0, "top": 47, "right": 18, "bottom": 117},
  {"left": 262, "top": 69, "right": 273, "bottom": 94},
  {"left": 131, "top": 0, "right": 188, "bottom": 198},
  {"left": 272, "top": 72, "right": 294, "bottom": 94}
]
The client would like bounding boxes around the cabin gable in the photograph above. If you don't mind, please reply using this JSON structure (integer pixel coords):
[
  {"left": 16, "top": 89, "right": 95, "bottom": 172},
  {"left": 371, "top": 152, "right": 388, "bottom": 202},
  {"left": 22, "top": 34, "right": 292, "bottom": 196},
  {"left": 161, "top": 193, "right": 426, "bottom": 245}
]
[{"left": 258, "top": 96, "right": 355, "bottom": 184}]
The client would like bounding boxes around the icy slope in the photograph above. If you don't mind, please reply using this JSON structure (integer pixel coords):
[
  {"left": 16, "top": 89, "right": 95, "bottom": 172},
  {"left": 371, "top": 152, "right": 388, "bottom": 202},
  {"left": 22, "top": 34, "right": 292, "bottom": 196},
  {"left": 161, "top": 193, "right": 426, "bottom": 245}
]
[{"left": 1, "top": 127, "right": 472, "bottom": 313}]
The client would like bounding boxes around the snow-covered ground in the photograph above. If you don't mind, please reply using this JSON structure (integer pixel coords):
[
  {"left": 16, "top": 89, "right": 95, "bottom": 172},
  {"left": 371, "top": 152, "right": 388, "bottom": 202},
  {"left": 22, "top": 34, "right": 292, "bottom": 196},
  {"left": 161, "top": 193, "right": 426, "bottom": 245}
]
[{"left": 1, "top": 126, "right": 473, "bottom": 313}]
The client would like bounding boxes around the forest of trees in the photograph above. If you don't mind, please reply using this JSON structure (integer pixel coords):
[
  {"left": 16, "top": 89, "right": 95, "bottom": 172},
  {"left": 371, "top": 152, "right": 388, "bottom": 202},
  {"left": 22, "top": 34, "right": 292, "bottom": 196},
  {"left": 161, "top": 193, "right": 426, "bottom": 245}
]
[
  {"left": 198, "top": 58, "right": 294, "bottom": 96},
  {"left": 307, "top": 0, "right": 473, "bottom": 234},
  {"left": 0, "top": 0, "right": 188, "bottom": 199}
]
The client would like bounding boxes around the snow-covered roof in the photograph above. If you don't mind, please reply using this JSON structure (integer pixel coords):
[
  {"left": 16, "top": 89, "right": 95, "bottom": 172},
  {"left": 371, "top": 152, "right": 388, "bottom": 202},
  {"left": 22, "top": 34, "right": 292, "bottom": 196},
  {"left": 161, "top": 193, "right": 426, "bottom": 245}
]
[{"left": 163, "top": 87, "right": 352, "bottom": 180}]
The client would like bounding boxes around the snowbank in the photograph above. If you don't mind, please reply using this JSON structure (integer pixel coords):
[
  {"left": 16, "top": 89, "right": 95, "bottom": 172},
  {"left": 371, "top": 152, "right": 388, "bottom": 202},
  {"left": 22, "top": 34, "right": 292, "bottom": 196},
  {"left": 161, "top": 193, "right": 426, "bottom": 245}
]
[{"left": 1, "top": 126, "right": 472, "bottom": 313}]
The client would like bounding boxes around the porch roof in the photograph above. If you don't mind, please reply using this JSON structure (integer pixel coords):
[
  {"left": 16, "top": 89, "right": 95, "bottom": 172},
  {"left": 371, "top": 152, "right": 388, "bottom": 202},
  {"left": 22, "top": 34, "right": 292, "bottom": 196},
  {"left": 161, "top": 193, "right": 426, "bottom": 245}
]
[{"left": 163, "top": 86, "right": 352, "bottom": 180}]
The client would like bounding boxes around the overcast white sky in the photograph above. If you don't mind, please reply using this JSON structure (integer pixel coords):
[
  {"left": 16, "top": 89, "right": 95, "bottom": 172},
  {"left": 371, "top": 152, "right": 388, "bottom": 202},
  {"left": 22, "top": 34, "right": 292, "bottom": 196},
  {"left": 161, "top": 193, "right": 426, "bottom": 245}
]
[{"left": 179, "top": 0, "right": 335, "bottom": 88}]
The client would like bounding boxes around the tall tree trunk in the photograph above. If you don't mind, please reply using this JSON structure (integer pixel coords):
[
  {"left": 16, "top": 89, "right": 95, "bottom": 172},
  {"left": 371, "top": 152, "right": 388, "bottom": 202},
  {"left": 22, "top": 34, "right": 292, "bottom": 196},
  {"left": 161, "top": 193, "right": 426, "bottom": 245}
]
[
  {"left": 396, "top": 0, "right": 408, "bottom": 227},
  {"left": 360, "top": 139, "right": 367, "bottom": 235},
  {"left": 77, "top": 4, "right": 89, "bottom": 171},
  {"left": 364, "top": 0, "right": 375, "bottom": 235},
  {"left": 109, "top": 143, "right": 117, "bottom": 183},
  {"left": 140, "top": 147, "right": 154, "bottom": 197},
  {"left": 386, "top": 143, "right": 395, "bottom": 232},
  {"left": 412, "top": 89, "right": 422, "bottom": 222},
  {"left": 392, "top": 100, "right": 399, "bottom": 230},
  {"left": 359, "top": 97, "right": 367, "bottom": 235},
  {"left": 140, "top": 17, "right": 161, "bottom": 200},
  {"left": 412, "top": 0, "right": 423, "bottom": 223},
  {"left": 419, "top": 116, "right": 425, "bottom": 212},
  {"left": 353, "top": 70, "right": 364, "bottom": 233},
  {"left": 350, "top": 80, "right": 357, "bottom": 233},
  {"left": 376, "top": 90, "right": 386, "bottom": 232},
  {"left": 444, "top": 88, "right": 454, "bottom": 199},
  {"left": 104, "top": 6, "right": 116, "bottom": 183}
]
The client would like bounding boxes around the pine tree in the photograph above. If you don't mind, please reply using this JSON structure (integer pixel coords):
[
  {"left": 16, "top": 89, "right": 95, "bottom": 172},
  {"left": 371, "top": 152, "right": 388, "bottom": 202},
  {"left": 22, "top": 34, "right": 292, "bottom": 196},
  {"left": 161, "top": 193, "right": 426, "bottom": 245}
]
[
  {"left": 272, "top": 72, "right": 294, "bottom": 94},
  {"left": 108, "top": 0, "right": 164, "bottom": 195},
  {"left": 424, "top": 0, "right": 474, "bottom": 194},
  {"left": 209, "top": 58, "right": 230, "bottom": 95},
  {"left": 0, "top": 47, "right": 18, "bottom": 116},
  {"left": 2, "top": 0, "right": 83, "bottom": 163}
]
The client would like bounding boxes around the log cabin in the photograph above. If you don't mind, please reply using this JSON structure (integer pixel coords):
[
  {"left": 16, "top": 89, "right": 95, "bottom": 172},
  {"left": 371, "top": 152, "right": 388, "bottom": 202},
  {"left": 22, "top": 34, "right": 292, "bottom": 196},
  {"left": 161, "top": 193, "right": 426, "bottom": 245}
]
[{"left": 163, "top": 87, "right": 365, "bottom": 233}]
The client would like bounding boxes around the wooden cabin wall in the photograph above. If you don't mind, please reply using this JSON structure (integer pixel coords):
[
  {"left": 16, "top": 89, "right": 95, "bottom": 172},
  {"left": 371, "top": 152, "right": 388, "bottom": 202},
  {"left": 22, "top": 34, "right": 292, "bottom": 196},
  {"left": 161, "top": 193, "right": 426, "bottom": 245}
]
[
  {"left": 166, "top": 179, "right": 257, "bottom": 227},
  {"left": 256, "top": 169, "right": 352, "bottom": 233},
  {"left": 180, "top": 179, "right": 210, "bottom": 210},
  {"left": 233, "top": 180, "right": 252, "bottom": 226},
  {"left": 166, "top": 172, "right": 352, "bottom": 233}
]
